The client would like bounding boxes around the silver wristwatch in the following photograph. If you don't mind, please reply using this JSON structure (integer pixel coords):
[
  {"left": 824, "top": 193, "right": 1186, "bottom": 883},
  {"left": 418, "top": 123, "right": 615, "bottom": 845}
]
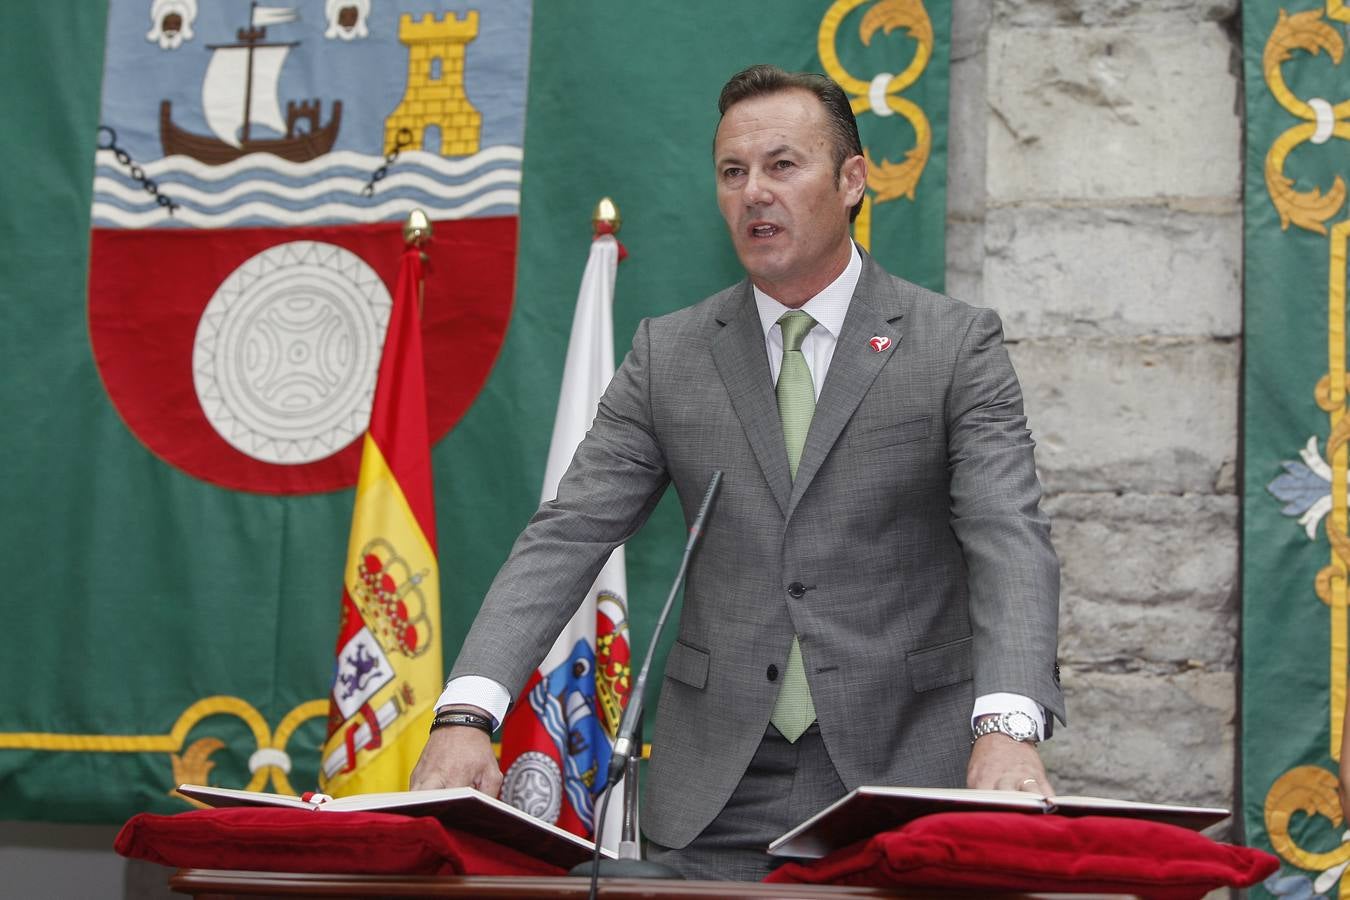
[{"left": 971, "top": 710, "right": 1039, "bottom": 744}]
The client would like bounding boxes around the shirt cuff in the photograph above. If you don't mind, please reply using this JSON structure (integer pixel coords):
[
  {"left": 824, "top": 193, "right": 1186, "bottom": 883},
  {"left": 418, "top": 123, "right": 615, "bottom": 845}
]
[
  {"left": 972, "top": 692, "right": 1046, "bottom": 741},
  {"left": 435, "top": 676, "right": 511, "bottom": 730}
]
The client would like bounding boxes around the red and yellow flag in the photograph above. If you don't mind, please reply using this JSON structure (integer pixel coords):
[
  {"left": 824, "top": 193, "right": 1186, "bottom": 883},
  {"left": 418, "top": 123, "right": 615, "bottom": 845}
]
[{"left": 319, "top": 245, "right": 442, "bottom": 796}]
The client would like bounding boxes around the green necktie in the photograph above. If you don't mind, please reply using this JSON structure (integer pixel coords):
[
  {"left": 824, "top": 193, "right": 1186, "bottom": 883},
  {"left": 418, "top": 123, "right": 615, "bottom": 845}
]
[{"left": 770, "top": 310, "right": 818, "bottom": 742}]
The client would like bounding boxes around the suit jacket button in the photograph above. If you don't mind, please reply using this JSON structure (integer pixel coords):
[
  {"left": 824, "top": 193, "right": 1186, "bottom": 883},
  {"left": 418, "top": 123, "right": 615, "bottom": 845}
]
[
  {"left": 787, "top": 581, "right": 806, "bottom": 599},
  {"left": 767, "top": 664, "right": 779, "bottom": 682}
]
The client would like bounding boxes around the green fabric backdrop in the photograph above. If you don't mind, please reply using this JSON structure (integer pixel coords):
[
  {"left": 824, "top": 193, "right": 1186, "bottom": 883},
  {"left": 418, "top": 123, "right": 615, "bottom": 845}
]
[
  {"left": 1242, "top": 1, "right": 1350, "bottom": 896},
  {"left": 0, "top": 0, "right": 948, "bottom": 823}
]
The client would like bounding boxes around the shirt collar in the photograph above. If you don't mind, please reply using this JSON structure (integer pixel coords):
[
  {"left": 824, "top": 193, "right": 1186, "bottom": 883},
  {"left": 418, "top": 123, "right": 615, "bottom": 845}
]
[{"left": 752, "top": 242, "right": 861, "bottom": 341}]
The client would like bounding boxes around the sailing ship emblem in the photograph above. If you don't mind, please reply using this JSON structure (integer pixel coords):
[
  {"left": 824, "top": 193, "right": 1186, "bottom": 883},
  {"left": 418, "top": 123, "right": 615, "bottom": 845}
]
[
  {"left": 90, "top": 0, "right": 526, "bottom": 495},
  {"left": 159, "top": 3, "right": 341, "bottom": 164}
]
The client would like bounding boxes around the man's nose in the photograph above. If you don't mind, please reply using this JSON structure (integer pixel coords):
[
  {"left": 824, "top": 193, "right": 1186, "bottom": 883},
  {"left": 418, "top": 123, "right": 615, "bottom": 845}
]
[{"left": 744, "top": 170, "right": 773, "bottom": 205}]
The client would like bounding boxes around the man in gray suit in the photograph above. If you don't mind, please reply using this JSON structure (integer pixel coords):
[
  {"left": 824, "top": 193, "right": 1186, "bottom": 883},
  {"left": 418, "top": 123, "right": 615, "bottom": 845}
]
[{"left": 411, "top": 64, "right": 1065, "bottom": 881}]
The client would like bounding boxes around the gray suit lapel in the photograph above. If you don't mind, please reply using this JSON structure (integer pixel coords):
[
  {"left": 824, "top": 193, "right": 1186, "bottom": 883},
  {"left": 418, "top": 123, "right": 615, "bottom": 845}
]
[
  {"left": 788, "top": 252, "right": 907, "bottom": 517},
  {"left": 711, "top": 284, "right": 793, "bottom": 516}
]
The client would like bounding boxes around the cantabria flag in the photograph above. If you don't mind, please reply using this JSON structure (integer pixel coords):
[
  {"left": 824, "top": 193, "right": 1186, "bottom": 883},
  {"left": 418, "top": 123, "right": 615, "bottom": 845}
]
[
  {"left": 497, "top": 229, "right": 632, "bottom": 846},
  {"left": 0, "top": 0, "right": 947, "bottom": 823}
]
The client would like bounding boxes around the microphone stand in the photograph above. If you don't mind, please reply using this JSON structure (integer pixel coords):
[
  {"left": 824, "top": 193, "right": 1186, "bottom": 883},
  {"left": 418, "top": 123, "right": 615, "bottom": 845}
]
[
  {"left": 570, "top": 471, "right": 723, "bottom": 884},
  {"left": 616, "top": 710, "right": 642, "bottom": 861}
]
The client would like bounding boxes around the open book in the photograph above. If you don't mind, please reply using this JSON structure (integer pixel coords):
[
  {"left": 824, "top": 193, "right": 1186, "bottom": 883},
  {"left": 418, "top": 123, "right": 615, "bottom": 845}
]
[
  {"left": 768, "top": 785, "right": 1231, "bottom": 859},
  {"left": 177, "top": 783, "right": 612, "bottom": 870}
]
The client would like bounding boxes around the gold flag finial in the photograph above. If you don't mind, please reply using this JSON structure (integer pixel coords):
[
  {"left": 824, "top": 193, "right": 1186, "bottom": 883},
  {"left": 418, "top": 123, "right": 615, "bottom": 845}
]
[
  {"left": 403, "top": 208, "right": 433, "bottom": 246},
  {"left": 592, "top": 197, "right": 621, "bottom": 236}
]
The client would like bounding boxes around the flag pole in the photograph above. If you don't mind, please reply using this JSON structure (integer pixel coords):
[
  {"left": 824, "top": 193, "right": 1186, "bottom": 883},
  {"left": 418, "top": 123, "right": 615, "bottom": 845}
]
[
  {"left": 592, "top": 196, "right": 621, "bottom": 236},
  {"left": 591, "top": 196, "right": 627, "bottom": 267},
  {"left": 403, "top": 208, "right": 432, "bottom": 317},
  {"left": 591, "top": 196, "right": 627, "bottom": 264}
]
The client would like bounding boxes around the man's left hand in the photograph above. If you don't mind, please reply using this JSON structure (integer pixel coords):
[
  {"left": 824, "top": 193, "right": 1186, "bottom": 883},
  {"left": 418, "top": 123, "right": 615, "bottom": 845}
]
[{"left": 966, "top": 733, "right": 1054, "bottom": 797}]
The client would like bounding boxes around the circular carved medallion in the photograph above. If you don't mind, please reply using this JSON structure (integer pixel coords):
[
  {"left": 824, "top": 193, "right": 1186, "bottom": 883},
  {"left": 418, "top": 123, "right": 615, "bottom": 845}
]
[
  {"left": 193, "top": 241, "right": 392, "bottom": 464},
  {"left": 501, "top": 750, "right": 563, "bottom": 824}
]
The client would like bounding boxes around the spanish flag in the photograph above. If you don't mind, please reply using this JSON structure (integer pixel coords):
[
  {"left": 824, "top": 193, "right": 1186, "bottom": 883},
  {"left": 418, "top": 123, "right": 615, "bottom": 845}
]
[{"left": 318, "top": 245, "right": 442, "bottom": 795}]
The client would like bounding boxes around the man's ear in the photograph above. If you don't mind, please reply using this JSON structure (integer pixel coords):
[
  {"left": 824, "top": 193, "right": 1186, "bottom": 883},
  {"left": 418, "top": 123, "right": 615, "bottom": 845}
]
[{"left": 841, "top": 153, "right": 867, "bottom": 208}]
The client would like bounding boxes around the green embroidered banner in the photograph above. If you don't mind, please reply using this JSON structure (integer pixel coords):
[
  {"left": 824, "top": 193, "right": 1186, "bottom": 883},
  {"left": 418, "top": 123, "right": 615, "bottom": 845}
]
[
  {"left": 1243, "top": 2, "right": 1350, "bottom": 895},
  {"left": 0, "top": 0, "right": 948, "bottom": 823}
]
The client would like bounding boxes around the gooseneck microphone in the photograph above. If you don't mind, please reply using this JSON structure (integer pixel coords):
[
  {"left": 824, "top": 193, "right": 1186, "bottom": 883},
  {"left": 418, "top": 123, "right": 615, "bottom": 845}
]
[
  {"left": 606, "top": 469, "right": 722, "bottom": 788},
  {"left": 573, "top": 470, "right": 723, "bottom": 889}
]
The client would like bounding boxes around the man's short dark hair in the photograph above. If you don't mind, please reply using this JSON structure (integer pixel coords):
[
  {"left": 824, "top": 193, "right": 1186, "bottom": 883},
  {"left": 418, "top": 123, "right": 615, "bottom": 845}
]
[{"left": 717, "top": 64, "right": 866, "bottom": 221}]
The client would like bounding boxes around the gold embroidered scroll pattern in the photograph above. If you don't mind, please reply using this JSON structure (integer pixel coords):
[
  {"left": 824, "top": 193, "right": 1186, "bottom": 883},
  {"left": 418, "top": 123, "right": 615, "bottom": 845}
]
[
  {"left": 818, "top": 0, "right": 934, "bottom": 251},
  {"left": 1262, "top": 6, "right": 1350, "bottom": 891},
  {"left": 0, "top": 696, "right": 329, "bottom": 800},
  {"left": 1262, "top": 8, "right": 1350, "bottom": 234}
]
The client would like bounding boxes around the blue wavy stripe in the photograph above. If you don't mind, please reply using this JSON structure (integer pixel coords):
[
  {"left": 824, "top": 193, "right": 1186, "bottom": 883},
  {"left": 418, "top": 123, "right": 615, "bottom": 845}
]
[
  {"left": 93, "top": 157, "right": 521, "bottom": 193},
  {"left": 564, "top": 774, "right": 595, "bottom": 831},
  {"left": 95, "top": 182, "right": 514, "bottom": 215},
  {"left": 91, "top": 148, "right": 523, "bottom": 227},
  {"left": 529, "top": 682, "right": 571, "bottom": 753}
]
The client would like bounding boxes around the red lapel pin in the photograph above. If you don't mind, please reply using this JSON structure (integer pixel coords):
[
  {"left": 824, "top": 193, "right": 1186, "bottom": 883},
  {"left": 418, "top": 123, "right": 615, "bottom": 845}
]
[{"left": 868, "top": 335, "right": 891, "bottom": 352}]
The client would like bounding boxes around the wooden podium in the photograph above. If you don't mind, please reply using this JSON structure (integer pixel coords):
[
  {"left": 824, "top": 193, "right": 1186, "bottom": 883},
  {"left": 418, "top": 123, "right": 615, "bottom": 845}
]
[{"left": 170, "top": 868, "right": 1140, "bottom": 898}]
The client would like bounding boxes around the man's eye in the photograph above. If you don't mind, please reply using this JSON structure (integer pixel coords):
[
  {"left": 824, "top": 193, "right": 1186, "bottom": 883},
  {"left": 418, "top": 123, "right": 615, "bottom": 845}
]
[
  {"left": 722, "top": 167, "right": 744, "bottom": 179},
  {"left": 774, "top": 159, "right": 794, "bottom": 170}
]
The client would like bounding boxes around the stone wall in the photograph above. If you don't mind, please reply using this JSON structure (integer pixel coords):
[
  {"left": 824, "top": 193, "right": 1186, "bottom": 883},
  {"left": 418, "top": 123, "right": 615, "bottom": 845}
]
[{"left": 946, "top": 0, "right": 1243, "bottom": 819}]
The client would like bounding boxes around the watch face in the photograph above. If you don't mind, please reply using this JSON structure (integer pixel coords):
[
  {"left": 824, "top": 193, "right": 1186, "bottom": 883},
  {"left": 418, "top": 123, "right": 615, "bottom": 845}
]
[{"left": 1000, "top": 711, "right": 1037, "bottom": 741}]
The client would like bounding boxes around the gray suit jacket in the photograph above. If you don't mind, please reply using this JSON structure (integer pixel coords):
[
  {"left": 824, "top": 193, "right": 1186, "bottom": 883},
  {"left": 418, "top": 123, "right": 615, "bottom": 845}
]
[{"left": 452, "top": 250, "right": 1064, "bottom": 849}]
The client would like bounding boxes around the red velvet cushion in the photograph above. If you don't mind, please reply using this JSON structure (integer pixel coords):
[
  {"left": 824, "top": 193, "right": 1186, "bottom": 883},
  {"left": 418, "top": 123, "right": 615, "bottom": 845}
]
[
  {"left": 765, "top": 813, "right": 1278, "bottom": 900},
  {"left": 114, "top": 807, "right": 563, "bottom": 877}
]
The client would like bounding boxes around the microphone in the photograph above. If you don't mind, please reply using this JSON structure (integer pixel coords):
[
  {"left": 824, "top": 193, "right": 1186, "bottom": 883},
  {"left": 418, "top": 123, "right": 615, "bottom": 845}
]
[
  {"left": 606, "top": 469, "right": 722, "bottom": 787},
  {"left": 571, "top": 470, "right": 722, "bottom": 885}
]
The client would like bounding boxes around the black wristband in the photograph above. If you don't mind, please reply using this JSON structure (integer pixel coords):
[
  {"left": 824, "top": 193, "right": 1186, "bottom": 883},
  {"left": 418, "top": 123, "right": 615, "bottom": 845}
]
[{"left": 429, "top": 711, "right": 493, "bottom": 735}]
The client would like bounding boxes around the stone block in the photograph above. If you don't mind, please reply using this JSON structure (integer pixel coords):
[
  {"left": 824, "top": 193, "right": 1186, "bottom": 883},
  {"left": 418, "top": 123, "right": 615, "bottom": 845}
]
[
  {"left": 952, "top": 0, "right": 991, "bottom": 57},
  {"left": 946, "top": 218, "right": 985, "bottom": 307},
  {"left": 984, "top": 205, "right": 1241, "bottom": 340},
  {"left": 989, "top": 0, "right": 1238, "bottom": 29},
  {"left": 1039, "top": 669, "right": 1234, "bottom": 810},
  {"left": 1045, "top": 493, "right": 1238, "bottom": 669},
  {"left": 986, "top": 24, "right": 1240, "bottom": 203},
  {"left": 947, "top": 4, "right": 988, "bottom": 222},
  {"left": 1058, "top": 596, "right": 1235, "bottom": 673},
  {"left": 1009, "top": 337, "right": 1238, "bottom": 494}
]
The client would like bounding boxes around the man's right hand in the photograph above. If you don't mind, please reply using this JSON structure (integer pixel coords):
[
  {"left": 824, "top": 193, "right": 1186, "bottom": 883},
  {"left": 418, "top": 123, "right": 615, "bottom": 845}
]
[{"left": 409, "top": 721, "right": 502, "bottom": 796}]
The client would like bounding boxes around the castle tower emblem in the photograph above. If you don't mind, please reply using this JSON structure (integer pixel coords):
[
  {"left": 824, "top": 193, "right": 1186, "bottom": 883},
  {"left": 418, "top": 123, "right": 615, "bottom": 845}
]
[{"left": 384, "top": 12, "right": 481, "bottom": 158}]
